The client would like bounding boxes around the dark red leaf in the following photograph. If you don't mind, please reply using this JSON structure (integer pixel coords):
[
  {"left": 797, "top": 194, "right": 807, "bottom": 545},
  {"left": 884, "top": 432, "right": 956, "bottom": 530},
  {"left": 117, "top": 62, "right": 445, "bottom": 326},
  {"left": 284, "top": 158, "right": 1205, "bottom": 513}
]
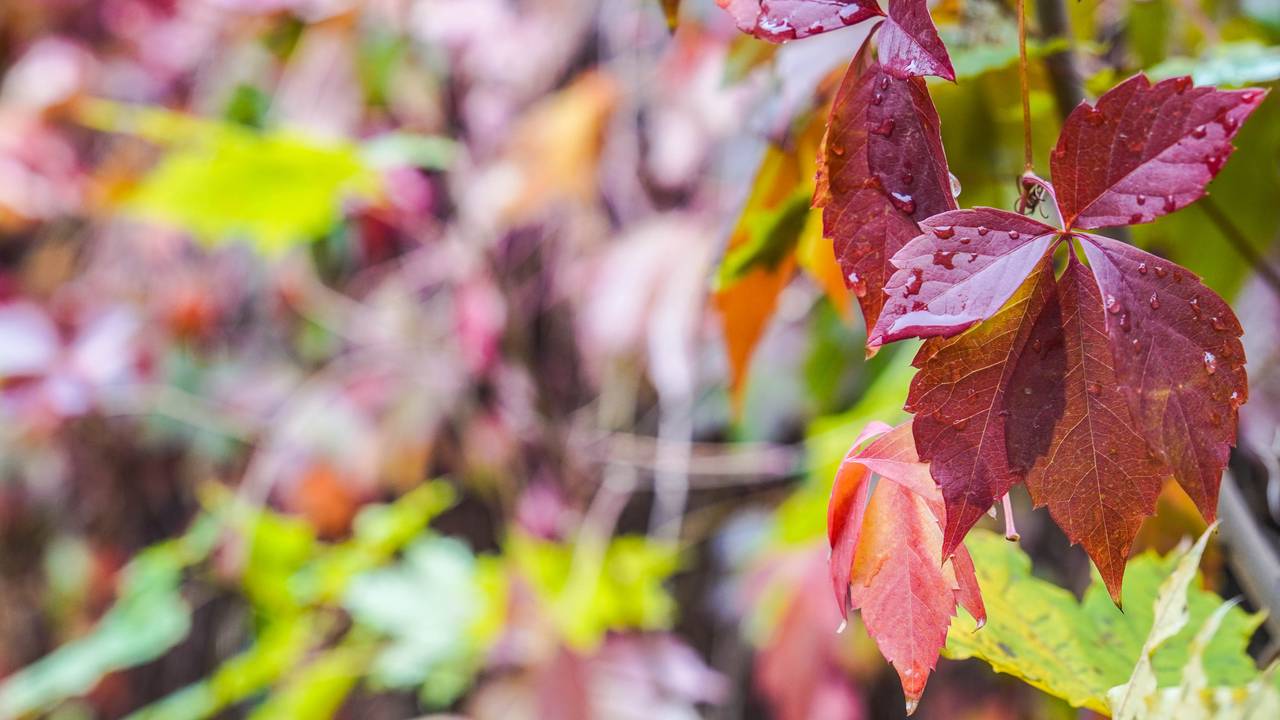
[
  {"left": 869, "top": 208, "right": 1057, "bottom": 348},
  {"left": 906, "top": 259, "right": 1056, "bottom": 556},
  {"left": 1050, "top": 74, "right": 1266, "bottom": 230},
  {"left": 1078, "top": 233, "right": 1247, "bottom": 522},
  {"left": 716, "top": 0, "right": 882, "bottom": 43},
  {"left": 816, "top": 58, "right": 955, "bottom": 338},
  {"left": 876, "top": 0, "right": 954, "bottom": 81},
  {"left": 1017, "top": 256, "right": 1169, "bottom": 602}
]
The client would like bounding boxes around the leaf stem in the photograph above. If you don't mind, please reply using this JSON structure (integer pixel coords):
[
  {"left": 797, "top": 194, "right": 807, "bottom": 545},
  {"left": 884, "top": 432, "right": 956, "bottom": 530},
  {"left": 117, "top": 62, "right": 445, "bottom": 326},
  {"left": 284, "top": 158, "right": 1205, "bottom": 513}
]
[{"left": 1001, "top": 493, "right": 1020, "bottom": 542}]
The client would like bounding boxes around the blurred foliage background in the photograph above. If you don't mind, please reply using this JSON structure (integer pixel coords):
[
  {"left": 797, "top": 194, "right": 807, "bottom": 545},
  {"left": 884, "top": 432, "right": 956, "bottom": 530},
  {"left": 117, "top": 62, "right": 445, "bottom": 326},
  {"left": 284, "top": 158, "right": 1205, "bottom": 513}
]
[{"left": 0, "top": 0, "right": 1278, "bottom": 718}]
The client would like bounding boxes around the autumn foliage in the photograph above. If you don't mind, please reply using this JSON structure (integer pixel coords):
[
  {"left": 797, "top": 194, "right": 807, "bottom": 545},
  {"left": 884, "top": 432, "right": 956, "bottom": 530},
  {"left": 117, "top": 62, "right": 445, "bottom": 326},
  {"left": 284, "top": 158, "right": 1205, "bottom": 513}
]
[{"left": 720, "top": 0, "right": 1267, "bottom": 710}]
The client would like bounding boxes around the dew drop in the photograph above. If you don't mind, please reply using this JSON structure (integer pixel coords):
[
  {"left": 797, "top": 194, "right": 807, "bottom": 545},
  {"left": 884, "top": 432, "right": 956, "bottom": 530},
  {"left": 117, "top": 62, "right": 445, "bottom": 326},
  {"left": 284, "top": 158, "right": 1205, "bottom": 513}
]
[
  {"left": 1085, "top": 107, "right": 1105, "bottom": 125},
  {"left": 879, "top": 75, "right": 891, "bottom": 91},
  {"left": 1173, "top": 76, "right": 1192, "bottom": 93},
  {"left": 1189, "top": 296, "right": 1202, "bottom": 319},
  {"left": 933, "top": 250, "right": 957, "bottom": 269},
  {"left": 832, "top": 144, "right": 845, "bottom": 157},
  {"left": 889, "top": 191, "right": 915, "bottom": 214},
  {"left": 1172, "top": 271, "right": 1183, "bottom": 283},
  {"left": 1105, "top": 294, "right": 1121, "bottom": 314},
  {"left": 1222, "top": 115, "right": 1240, "bottom": 133},
  {"left": 839, "top": 4, "right": 865, "bottom": 23},
  {"left": 1191, "top": 124, "right": 1208, "bottom": 139},
  {"left": 960, "top": 237, "right": 971, "bottom": 245},
  {"left": 903, "top": 267, "right": 924, "bottom": 296},
  {"left": 1129, "top": 213, "right": 1144, "bottom": 224},
  {"left": 1242, "top": 90, "right": 1262, "bottom": 104},
  {"left": 1131, "top": 338, "right": 1141, "bottom": 352},
  {"left": 949, "top": 172, "right": 963, "bottom": 198},
  {"left": 1163, "top": 195, "right": 1176, "bottom": 212},
  {"left": 934, "top": 225, "right": 955, "bottom": 239},
  {"left": 871, "top": 119, "right": 896, "bottom": 137},
  {"left": 977, "top": 226, "right": 990, "bottom": 236},
  {"left": 1022, "top": 387, "right": 1033, "bottom": 396},
  {"left": 901, "top": 171, "right": 913, "bottom": 184},
  {"left": 1138, "top": 262, "right": 1148, "bottom": 275},
  {"left": 1008, "top": 230, "right": 1021, "bottom": 240},
  {"left": 966, "top": 253, "right": 979, "bottom": 263},
  {"left": 1204, "top": 351, "right": 1218, "bottom": 375},
  {"left": 836, "top": 619, "right": 848, "bottom": 634},
  {"left": 1087, "top": 382, "right": 1102, "bottom": 396},
  {"left": 1154, "top": 266, "right": 1168, "bottom": 279},
  {"left": 1031, "top": 338, "right": 1043, "bottom": 354},
  {"left": 848, "top": 272, "right": 867, "bottom": 298},
  {"left": 905, "top": 698, "right": 919, "bottom": 716},
  {"left": 1119, "top": 312, "right": 1131, "bottom": 331},
  {"left": 1136, "top": 195, "right": 1147, "bottom": 206},
  {"left": 1230, "top": 389, "right": 1244, "bottom": 407},
  {"left": 1149, "top": 292, "right": 1160, "bottom": 310},
  {"left": 871, "top": 92, "right": 883, "bottom": 106},
  {"left": 1211, "top": 316, "right": 1227, "bottom": 332},
  {"left": 1207, "top": 153, "right": 1227, "bottom": 174}
]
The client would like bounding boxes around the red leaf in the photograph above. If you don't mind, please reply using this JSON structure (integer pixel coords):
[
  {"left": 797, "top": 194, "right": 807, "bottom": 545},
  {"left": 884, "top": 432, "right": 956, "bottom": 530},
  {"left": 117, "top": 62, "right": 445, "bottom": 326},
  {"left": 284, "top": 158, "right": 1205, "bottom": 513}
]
[
  {"left": 864, "top": 75, "right": 1262, "bottom": 598},
  {"left": 716, "top": 0, "right": 882, "bottom": 43},
  {"left": 869, "top": 208, "right": 1057, "bottom": 348},
  {"left": 1078, "top": 233, "right": 1246, "bottom": 522},
  {"left": 826, "top": 420, "right": 983, "bottom": 712},
  {"left": 1051, "top": 74, "right": 1266, "bottom": 230},
  {"left": 1016, "top": 256, "right": 1169, "bottom": 602},
  {"left": 876, "top": 0, "right": 954, "bottom": 81},
  {"left": 816, "top": 57, "right": 955, "bottom": 337},
  {"left": 906, "top": 259, "right": 1057, "bottom": 556}
]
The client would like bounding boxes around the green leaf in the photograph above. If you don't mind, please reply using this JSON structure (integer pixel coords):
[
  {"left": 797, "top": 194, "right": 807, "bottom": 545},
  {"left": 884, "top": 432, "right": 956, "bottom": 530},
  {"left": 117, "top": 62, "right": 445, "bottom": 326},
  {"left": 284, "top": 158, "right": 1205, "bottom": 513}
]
[
  {"left": 343, "top": 536, "right": 489, "bottom": 705},
  {"left": 0, "top": 518, "right": 218, "bottom": 717},
  {"left": 1147, "top": 42, "right": 1280, "bottom": 87},
  {"left": 1108, "top": 526, "right": 1216, "bottom": 719},
  {"left": 79, "top": 100, "right": 379, "bottom": 253},
  {"left": 944, "top": 529, "right": 1265, "bottom": 713},
  {"left": 506, "top": 532, "right": 679, "bottom": 650}
]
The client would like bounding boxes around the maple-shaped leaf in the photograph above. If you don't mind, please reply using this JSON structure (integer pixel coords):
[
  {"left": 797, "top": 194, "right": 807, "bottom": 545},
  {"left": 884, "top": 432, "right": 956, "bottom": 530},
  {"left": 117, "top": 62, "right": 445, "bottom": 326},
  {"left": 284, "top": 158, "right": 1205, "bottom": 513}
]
[
  {"left": 1052, "top": 74, "right": 1266, "bottom": 230},
  {"left": 827, "top": 420, "right": 984, "bottom": 712},
  {"left": 815, "top": 55, "right": 955, "bottom": 339},
  {"left": 716, "top": 0, "right": 882, "bottom": 43},
  {"left": 871, "top": 73, "right": 1261, "bottom": 601},
  {"left": 876, "top": 0, "right": 955, "bottom": 81}
]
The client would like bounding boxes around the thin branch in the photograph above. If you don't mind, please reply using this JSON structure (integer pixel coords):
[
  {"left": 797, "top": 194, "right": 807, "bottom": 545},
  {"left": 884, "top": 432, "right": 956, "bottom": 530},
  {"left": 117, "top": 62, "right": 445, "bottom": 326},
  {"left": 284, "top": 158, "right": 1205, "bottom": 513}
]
[
  {"left": 1198, "top": 196, "right": 1280, "bottom": 299},
  {"left": 1016, "top": 0, "right": 1034, "bottom": 172}
]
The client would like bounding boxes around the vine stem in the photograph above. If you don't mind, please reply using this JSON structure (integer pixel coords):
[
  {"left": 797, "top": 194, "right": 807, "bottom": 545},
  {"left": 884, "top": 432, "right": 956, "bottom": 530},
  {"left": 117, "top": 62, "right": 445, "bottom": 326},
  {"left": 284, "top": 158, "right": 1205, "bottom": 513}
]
[{"left": 1017, "top": 0, "right": 1033, "bottom": 173}]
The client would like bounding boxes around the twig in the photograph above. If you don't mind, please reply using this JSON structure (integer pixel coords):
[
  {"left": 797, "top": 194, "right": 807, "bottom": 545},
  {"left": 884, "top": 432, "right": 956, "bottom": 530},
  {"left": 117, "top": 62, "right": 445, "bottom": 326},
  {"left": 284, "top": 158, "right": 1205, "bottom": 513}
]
[
  {"left": 1016, "top": 0, "right": 1034, "bottom": 172},
  {"left": 1198, "top": 196, "right": 1280, "bottom": 299}
]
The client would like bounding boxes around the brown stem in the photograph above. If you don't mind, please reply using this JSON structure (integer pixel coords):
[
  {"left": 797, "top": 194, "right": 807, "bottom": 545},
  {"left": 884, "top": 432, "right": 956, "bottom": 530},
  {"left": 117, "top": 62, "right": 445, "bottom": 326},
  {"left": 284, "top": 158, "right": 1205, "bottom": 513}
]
[
  {"left": 1198, "top": 196, "right": 1280, "bottom": 299},
  {"left": 1016, "top": 0, "right": 1033, "bottom": 172}
]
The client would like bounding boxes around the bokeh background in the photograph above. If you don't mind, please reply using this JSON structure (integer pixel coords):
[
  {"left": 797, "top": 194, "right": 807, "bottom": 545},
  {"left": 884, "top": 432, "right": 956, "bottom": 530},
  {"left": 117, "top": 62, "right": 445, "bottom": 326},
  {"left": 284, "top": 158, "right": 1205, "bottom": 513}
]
[{"left": 1, "top": 0, "right": 1279, "bottom": 718}]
